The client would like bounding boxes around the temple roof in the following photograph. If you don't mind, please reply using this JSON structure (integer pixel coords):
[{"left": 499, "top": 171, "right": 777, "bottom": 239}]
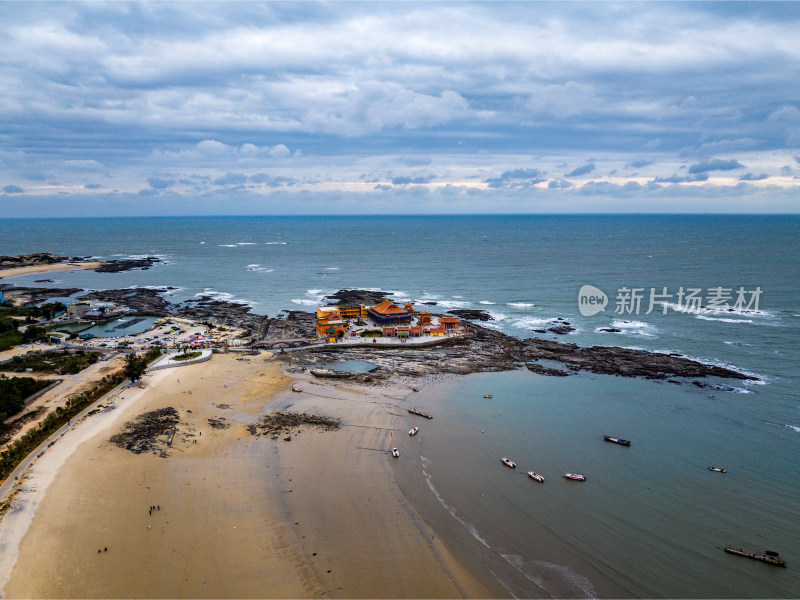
[{"left": 370, "top": 298, "right": 410, "bottom": 315}]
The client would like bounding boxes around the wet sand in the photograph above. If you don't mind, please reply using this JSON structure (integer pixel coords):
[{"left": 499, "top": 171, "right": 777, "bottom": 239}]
[{"left": 1, "top": 354, "right": 501, "bottom": 598}]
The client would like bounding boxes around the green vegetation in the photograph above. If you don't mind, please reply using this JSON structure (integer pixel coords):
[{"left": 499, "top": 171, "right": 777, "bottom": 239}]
[
  {"left": 0, "top": 375, "right": 52, "bottom": 421},
  {"left": 2, "top": 350, "right": 99, "bottom": 375},
  {"left": 0, "top": 301, "right": 63, "bottom": 351},
  {"left": 0, "top": 348, "right": 161, "bottom": 482},
  {"left": 0, "top": 371, "right": 126, "bottom": 481},
  {"left": 122, "top": 348, "right": 160, "bottom": 381},
  {"left": 172, "top": 351, "right": 202, "bottom": 362},
  {"left": 359, "top": 329, "right": 384, "bottom": 338}
]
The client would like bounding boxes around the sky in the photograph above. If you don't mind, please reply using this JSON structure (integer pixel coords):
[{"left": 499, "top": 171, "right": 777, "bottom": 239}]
[{"left": 1, "top": 1, "right": 799, "bottom": 217}]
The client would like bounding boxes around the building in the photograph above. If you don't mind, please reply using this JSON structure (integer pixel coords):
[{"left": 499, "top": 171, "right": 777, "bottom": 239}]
[
  {"left": 440, "top": 316, "right": 460, "bottom": 330},
  {"left": 338, "top": 304, "right": 368, "bottom": 319},
  {"left": 417, "top": 311, "right": 432, "bottom": 326},
  {"left": 367, "top": 299, "right": 413, "bottom": 324},
  {"left": 316, "top": 306, "right": 342, "bottom": 320},
  {"left": 66, "top": 303, "right": 91, "bottom": 318},
  {"left": 316, "top": 318, "right": 349, "bottom": 338}
]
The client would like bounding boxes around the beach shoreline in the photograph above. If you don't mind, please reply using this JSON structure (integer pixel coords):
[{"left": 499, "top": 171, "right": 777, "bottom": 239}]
[
  {"left": 0, "top": 353, "right": 504, "bottom": 598},
  {"left": 0, "top": 262, "right": 105, "bottom": 280}
]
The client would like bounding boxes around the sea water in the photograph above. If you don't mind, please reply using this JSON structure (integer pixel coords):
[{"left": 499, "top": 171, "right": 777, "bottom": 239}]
[{"left": 1, "top": 215, "right": 798, "bottom": 597}]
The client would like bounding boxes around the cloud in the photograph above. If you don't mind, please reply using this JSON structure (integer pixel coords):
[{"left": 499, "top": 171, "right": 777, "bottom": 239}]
[
  {"left": 548, "top": 179, "right": 572, "bottom": 189},
  {"left": 84, "top": 183, "right": 104, "bottom": 189},
  {"left": 739, "top": 172, "right": 768, "bottom": 181},
  {"left": 391, "top": 174, "right": 436, "bottom": 185},
  {"left": 3, "top": 184, "right": 24, "bottom": 193},
  {"left": 565, "top": 163, "right": 595, "bottom": 177},
  {"left": 147, "top": 176, "right": 176, "bottom": 189},
  {"left": 250, "top": 173, "right": 297, "bottom": 187},
  {"left": 688, "top": 158, "right": 744, "bottom": 173},
  {"left": 652, "top": 173, "right": 709, "bottom": 183},
  {"left": 627, "top": 160, "right": 653, "bottom": 168},
  {"left": 63, "top": 160, "right": 107, "bottom": 173},
  {"left": 484, "top": 168, "right": 546, "bottom": 188},
  {"left": 213, "top": 172, "right": 248, "bottom": 186}
]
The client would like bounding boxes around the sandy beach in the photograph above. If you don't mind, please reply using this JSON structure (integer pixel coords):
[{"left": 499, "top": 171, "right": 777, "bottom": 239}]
[
  {"left": 0, "top": 262, "right": 105, "bottom": 280},
  {"left": 0, "top": 353, "right": 501, "bottom": 598}
]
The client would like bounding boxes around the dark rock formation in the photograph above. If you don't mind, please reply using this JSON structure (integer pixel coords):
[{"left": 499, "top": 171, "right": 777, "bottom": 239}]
[
  {"left": 1, "top": 253, "right": 64, "bottom": 268},
  {"left": 93, "top": 256, "right": 161, "bottom": 272},
  {"left": 548, "top": 323, "right": 576, "bottom": 335},
  {"left": 0, "top": 285, "right": 83, "bottom": 306},
  {"left": 598, "top": 327, "right": 622, "bottom": 333},
  {"left": 323, "top": 289, "right": 391, "bottom": 306},
  {"left": 447, "top": 309, "right": 493, "bottom": 321}
]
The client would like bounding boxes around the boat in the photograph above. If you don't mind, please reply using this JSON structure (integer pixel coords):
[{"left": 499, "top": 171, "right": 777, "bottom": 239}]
[
  {"left": 564, "top": 473, "right": 586, "bottom": 481},
  {"left": 501, "top": 457, "right": 516, "bottom": 468},
  {"left": 723, "top": 546, "right": 786, "bottom": 568},
  {"left": 392, "top": 447, "right": 400, "bottom": 457},
  {"left": 528, "top": 471, "right": 544, "bottom": 482},
  {"left": 483, "top": 394, "right": 492, "bottom": 398},
  {"left": 708, "top": 466, "right": 727, "bottom": 473},
  {"left": 291, "top": 386, "right": 302, "bottom": 393},
  {"left": 408, "top": 408, "right": 433, "bottom": 419},
  {"left": 603, "top": 435, "right": 631, "bottom": 446},
  {"left": 408, "top": 427, "right": 419, "bottom": 436}
]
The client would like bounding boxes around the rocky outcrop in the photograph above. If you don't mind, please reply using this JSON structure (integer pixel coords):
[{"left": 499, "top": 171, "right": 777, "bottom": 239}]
[
  {"left": 447, "top": 309, "right": 493, "bottom": 321},
  {"left": 0, "top": 285, "right": 83, "bottom": 306},
  {"left": 0, "top": 253, "right": 85, "bottom": 268},
  {"left": 323, "top": 289, "right": 391, "bottom": 306},
  {"left": 93, "top": 256, "right": 161, "bottom": 272}
]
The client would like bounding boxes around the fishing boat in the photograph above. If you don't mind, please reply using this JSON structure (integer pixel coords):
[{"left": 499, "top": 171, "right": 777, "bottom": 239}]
[
  {"left": 723, "top": 546, "right": 786, "bottom": 568},
  {"left": 564, "top": 473, "right": 586, "bottom": 481},
  {"left": 528, "top": 471, "right": 544, "bottom": 482},
  {"left": 408, "top": 426, "right": 419, "bottom": 436},
  {"left": 708, "top": 466, "right": 727, "bottom": 473},
  {"left": 484, "top": 394, "right": 492, "bottom": 398},
  {"left": 392, "top": 448, "right": 400, "bottom": 457},
  {"left": 408, "top": 408, "right": 433, "bottom": 419},
  {"left": 501, "top": 457, "right": 516, "bottom": 468},
  {"left": 603, "top": 435, "right": 631, "bottom": 446}
]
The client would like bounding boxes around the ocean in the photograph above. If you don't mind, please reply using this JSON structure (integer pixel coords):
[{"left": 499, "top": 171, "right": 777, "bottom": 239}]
[{"left": 2, "top": 215, "right": 798, "bottom": 597}]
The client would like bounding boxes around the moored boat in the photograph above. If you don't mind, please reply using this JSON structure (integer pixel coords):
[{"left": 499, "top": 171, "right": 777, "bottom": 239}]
[
  {"left": 408, "top": 426, "right": 419, "bottom": 436},
  {"left": 564, "top": 473, "right": 586, "bottom": 481},
  {"left": 603, "top": 435, "right": 631, "bottom": 446},
  {"left": 724, "top": 546, "right": 786, "bottom": 567},
  {"left": 392, "top": 447, "right": 399, "bottom": 457},
  {"left": 528, "top": 471, "right": 544, "bottom": 482},
  {"left": 483, "top": 394, "right": 492, "bottom": 398},
  {"left": 501, "top": 457, "right": 516, "bottom": 468},
  {"left": 708, "top": 466, "right": 727, "bottom": 473}
]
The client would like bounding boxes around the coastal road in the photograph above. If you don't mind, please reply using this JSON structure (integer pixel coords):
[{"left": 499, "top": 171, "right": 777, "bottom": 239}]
[{"left": 0, "top": 380, "right": 130, "bottom": 503}]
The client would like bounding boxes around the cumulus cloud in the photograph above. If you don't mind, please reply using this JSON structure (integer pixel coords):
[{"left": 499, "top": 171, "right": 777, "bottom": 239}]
[
  {"left": 652, "top": 173, "right": 709, "bottom": 183},
  {"left": 84, "top": 183, "right": 104, "bottom": 189},
  {"left": 565, "top": 163, "right": 595, "bottom": 177},
  {"left": 548, "top": 179, "right": 572, "bottom": 189},
  {"left": 391, "top": 174, "right": 436, "bottom": 185},
  {"left": 484, "top": 168, "right": 546, "bottom": 188},
  {"left": 147, "top": 176, "right": 176, "bottom": 189},
  {"left": 739, "top": 173, "right": 768, "bottom": 181},
  {"left": 3, "top": 184, "right": 24, "bottom": 194},
  {"left": 688, "top": 159, "right": 744, "bottom": 174},
  {"left": 213, "top": 173, "right": 248, "bottom": 186},
  {"left": 627, "top": 160, "right": 653, "bottom": 169}
]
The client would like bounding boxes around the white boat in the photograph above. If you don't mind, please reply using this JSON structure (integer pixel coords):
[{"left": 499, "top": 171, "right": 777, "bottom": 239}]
[
  {"left": 528, "top": 471, "right": 544, "bottom": 482},
  {"left": 501, "top": 457, "right": 516, "bottom": 468},
  {"left": 408, "top": 427, "right": 419, "bottom": 436},
  {"left": 564, "top": 473, "right": 586, "bottom": 481},
  {"left": 392, "top": 448, "right": 399, "bottom": 457},
  {"left": 483, "top": 394, "right": 492, "bottom": 398}
]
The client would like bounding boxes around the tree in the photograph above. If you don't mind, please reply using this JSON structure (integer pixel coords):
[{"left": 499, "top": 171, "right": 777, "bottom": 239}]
[{"left": 123, "top": 353, "right": 148, "bottom": 382}]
